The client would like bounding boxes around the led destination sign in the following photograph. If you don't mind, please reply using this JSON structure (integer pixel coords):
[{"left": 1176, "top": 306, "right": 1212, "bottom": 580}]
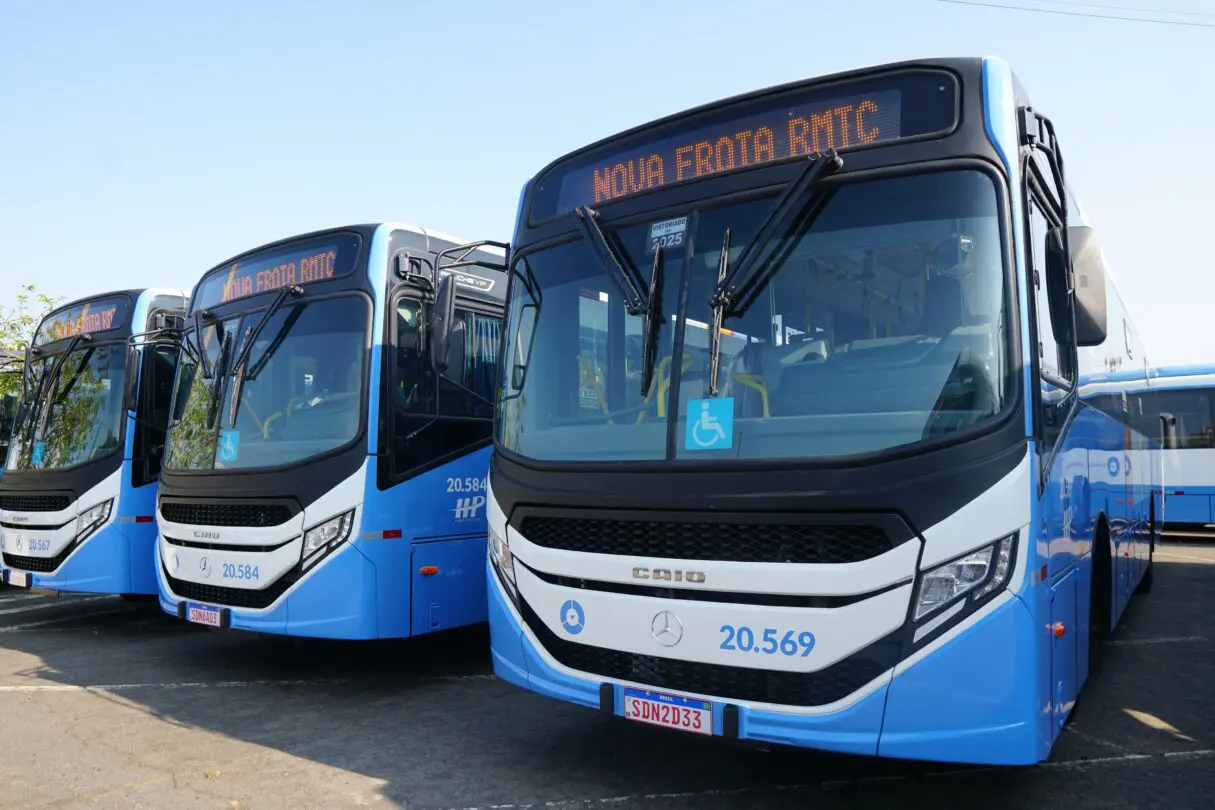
[
  {"left": 192, "top": 234, "right": 361, "bottom": 311},
  {"left": 33, "top": 296, "right": 130, "bottom": 346},
  {"left": 532, "top": 71, "right": 958, "bottom": 219}
]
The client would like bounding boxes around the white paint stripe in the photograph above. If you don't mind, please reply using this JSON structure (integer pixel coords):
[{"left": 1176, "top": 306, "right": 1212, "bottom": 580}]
[
  {"left": 1038, "top": 753, "right": 1152, "bottom": 770},
  {"left": 0, "top": 674, "right": 496, "bottom": 693},
  {"left": 0, "top": 591, "right": 43, "bottom": 601},
  {"left": 423, "top": 750, "right": 1215, "bottom": 810},
  {"left": 1154, "top": 552, "right": 1215, "bottom": 563},
  {"left": 1063, "top": 726, "right": 1133, "bottom": 754},
  {"left": 1164, "top": 749, "right": 1215, "bottom": 759},
  {"left": 1105, "top": 636, "right": 1207, "bottom": 646},
  {"left": 0, "top": 608, "right": 131, "bottom": 633},
  {"left": 0, "top": 595, "right": 112, "bottom": 616}
]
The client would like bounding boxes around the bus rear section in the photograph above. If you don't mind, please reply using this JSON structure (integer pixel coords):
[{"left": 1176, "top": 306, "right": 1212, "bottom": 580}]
[
  {"left": 1, "top": 289, "right": 185, "bottom": 596},
  {"left": 484, "top": 56, "right": 1158, "bottom": 766},
  {"left": 155, "top": 223, "right": 506, "bottom": 639}
]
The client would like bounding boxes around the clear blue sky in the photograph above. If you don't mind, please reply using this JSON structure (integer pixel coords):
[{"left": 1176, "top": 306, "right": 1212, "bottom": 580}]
[{"left": 1, "top": 0, "right": 1209, "bottom": 364}]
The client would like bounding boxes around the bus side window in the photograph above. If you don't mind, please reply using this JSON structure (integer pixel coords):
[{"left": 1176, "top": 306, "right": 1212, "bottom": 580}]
[{"left": 386, "top": 298, "right": 501, "bottom": 481}]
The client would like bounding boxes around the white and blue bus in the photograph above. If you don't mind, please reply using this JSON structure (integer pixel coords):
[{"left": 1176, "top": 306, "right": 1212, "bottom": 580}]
[
  {"left": 1, "top": 289, "right": 187, "bottom": 595},
  {"left": 483, "top": 56, "right": 1161, "bottom": 765},
  {"left": 1101, "top": 363, "right": 1213, "bottom": 538},
  {"left": 155, "top": 223, "right": 506, "bottom": 639}
]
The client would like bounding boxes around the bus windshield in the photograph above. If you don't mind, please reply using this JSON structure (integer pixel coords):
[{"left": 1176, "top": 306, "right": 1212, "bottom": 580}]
[
  {"left": 5, "top": 344, "right": 127, "bottom": 471},
  {"left": 165, "top": 295, "right": 369, "bottom": 471},
  {"left": 497, "top": 168, "right": 1011, "bottom": 463}
]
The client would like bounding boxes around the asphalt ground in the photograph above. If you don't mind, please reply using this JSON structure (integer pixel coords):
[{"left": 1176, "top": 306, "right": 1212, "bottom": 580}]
[{"left": 0, "top": 542, "right": 1211, "bottom": 810}]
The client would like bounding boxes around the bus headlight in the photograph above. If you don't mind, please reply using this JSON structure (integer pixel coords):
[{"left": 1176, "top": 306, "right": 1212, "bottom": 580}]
[
  {"left": 75, "top": 499, "right": 114, "bottom": 543},
  {"left": 914, "top": 533, "right": 1016, "bottom": 621},
  {"left": 488, "top": 523, "right": 516, "bottom": 594},
  {"left": 301, "top": 509, "right": 355, "bottom": 570}
]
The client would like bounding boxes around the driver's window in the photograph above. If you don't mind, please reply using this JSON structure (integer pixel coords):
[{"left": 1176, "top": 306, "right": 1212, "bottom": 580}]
[{"left": 386, "top": 296, "right": 497, "bottom": 482}]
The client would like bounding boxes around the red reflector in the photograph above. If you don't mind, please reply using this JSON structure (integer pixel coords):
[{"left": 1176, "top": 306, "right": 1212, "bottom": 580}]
[
  {"left": 383, "top": 529, "right": 402, "bottom": 539},
  {"left": 1040, "top": 564, "right": 1048, "bottom": 582},
  {"left": 1173, "top": 490, "right": 1185, "bottom": 495},
  {"left": 135, "top": 516, "right": 155, "bottom": 523},
  {"left": 419, "top": 565, "right": 439, "bottom": 576}
]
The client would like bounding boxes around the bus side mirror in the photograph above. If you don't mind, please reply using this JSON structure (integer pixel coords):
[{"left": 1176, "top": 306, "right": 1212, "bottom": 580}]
[
  {"left": 429, "top": 273, "right": 462, "bottom": 375},
  {"left": 124, "top": 348, "right": 141, "bottom": 414},
  {"left": 1066, "top": 225, "right": 1107, "bottom": 347},
  {"left": 1160, "top": 412, "right": 1177, "bottom": 450}
]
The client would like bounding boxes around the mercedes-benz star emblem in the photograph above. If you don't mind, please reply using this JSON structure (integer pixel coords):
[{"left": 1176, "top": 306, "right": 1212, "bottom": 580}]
[
  {"left": 650, "top": 610, "right": 684, "bottom": 647},
  {"left": 199, "top": 556, "right": 212, "bottom": 578}
]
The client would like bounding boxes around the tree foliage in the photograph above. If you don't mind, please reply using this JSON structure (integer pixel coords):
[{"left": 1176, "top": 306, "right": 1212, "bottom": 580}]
[{"left": 1, "top": 284, "right": 63, "bottom": 397}]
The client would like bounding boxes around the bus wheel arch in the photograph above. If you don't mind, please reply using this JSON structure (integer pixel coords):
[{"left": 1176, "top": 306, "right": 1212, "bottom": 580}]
[{"left": 1087, "top": 514, "right": 1113, "bottom": 681}]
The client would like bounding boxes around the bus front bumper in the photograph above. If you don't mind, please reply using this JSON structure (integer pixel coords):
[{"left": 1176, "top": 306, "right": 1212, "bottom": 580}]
[
  {"left": 487, "top": 560, "right": 1042, "bottom": 766},
  {"left": 2, "top": 521, "right": 155, "bottom": 596},
  {"left": 156, "top": 541, "right": 382, "bottom": 640}
]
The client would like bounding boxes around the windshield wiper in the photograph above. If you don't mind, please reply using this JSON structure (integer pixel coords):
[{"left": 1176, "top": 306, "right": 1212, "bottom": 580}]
[
  {"left": 573, "top": 205, "right": 649, "bottom": 316},
  {"left": 192, "top": 310, "right": 217, "bottom": 379},
  {"left": 227, "top": 285, "right": 303, "bottom": 382},
  {"left": 228, "top": 299, "right": 305, "bottom": 427},
  {"left": 205, "top": 330, "right": 233, "bottom": 430},
  {"left": 31, "top": 334, "right": 88, "bottom": 439},
  {"left": 639, "top": 247, "right": 665, "bottom": 397},
  {"left": 707, "top": 227, "right": 732, "bottom": 396},
  {"left": 705, "top": 149, "right": 843, "bottom": 396}
]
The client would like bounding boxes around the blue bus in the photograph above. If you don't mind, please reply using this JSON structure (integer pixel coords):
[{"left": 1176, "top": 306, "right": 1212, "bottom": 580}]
[
  {"left": 1094, "top": 364, "right": 1213, "bottom": 538},
  {"left": 482, "top": 56, "right": 1161, "bottom": 765},
  {"left": 155, "top": 223, "right": 506, "bottom": 639},
  {"left": 1, "top": 289, "right": 187, "bottom": 595}
]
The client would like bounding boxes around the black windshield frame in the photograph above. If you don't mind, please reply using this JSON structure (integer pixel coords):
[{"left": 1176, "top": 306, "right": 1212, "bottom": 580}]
[
  {"left": 163, "top": 289, "right": 374, "bottom": 475},
  {"left": 5, "top": 339, "right": 131, "bottom": 474},
  {"left": 495, "top": 156, "right": 1024, "bottom": 473}
]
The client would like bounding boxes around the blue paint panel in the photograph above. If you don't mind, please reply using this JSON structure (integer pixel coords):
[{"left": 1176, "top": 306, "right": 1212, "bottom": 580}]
[
  {"left": 157, "top": 540, "right": 382, "bottom": 638},
  {"left": 411, "top": 537, "right": 489, "bottom": 636},
  {"left": 487, "top": 561, "right": 530, "bottom": 690},
  {"left": 981, "top": 57, "right": 1033, "bottom": 440},
  {"left": 28, "top": 523, "right": 134, "bottom": 594},
  {"left": 1049, "top": 568, "right": 1079, "bottom": 731},
  {"left": 880, "top": 596, "right": 1041, "bottom": 765},
  {"left": 1162, "top": 494, "right": 1210, "bottom": 524}
]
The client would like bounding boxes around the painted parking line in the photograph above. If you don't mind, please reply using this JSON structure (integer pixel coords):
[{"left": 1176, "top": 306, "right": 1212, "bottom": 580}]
[
  {"left": 0, "top": 674, "right": 497, "bottom": 692},
  {"left": 420, "top": 749, "right": 1215, "bottom": 810},
  {"left": 0, "top": 608, "right": 134, "bottom": 633},
  {"left": 1105, "top": 636, "right": 1207, "bottom": 646},
  {"left": 0, "top": 595, "right": 113, "bottom": 616}
]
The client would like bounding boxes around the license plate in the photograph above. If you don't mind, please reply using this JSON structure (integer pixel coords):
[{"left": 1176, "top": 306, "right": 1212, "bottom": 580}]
[
  {"left": 185, "top": 603, "right": 221, "bottom": 627},
  {"left": 7, "top": 570, "right": 28, "bottom": 588},
  {"left": 623, "top": 687, "right": 713, "bottom": 736}
]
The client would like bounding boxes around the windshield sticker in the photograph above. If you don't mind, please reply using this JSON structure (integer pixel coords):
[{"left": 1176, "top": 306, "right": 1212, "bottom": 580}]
[
  {"left": 30, "top": 441, "right": 45, "bottom": 468},
  {"left": 647, "top": 216, "right": 688, "bottom": 254},
  {"left": 217, "top": 430, "right": 240, "bottom": 464},
  {"left": 685, "top": 397, "right": 734, "bottom": 451}
]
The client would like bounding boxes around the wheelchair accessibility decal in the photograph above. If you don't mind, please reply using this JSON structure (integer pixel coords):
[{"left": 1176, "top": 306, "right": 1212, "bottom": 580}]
[
  {"left": 218, "top": 430, "right": 240, "bottom": 464},
  {"left": 685, "top": 397, "right": 734, "bottom": 451}
]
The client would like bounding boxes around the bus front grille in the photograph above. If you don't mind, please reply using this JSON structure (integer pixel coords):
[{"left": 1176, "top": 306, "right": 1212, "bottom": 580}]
[
  {"left": 159, "top": 501, "right": 294, "bottom": 528},
  {"left": 0, "top": 494, "right": 71, "bottom": 513},
  {"left": 517, "top": 514, "right": 894, "bottom": 565},
  {"left": 164, "top": 570, "right": 294, "bottom": 610},
  {"left": 3, "top": 549, "right": 70, "bottom": 573}
]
